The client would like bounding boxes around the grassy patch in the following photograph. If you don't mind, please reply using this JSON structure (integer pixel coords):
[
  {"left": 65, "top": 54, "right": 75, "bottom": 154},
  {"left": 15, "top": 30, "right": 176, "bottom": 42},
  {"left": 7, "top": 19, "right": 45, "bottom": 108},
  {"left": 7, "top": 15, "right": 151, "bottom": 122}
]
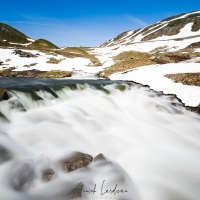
[
  {"left": 0, "top": 69, "right": 71, "bottom": 78},
  {"left": 98, "top": 51, "right": 155, "bottom": 78},
  {"left": 165, "top": 73, "right": 200, "bottom": 86},
  {"left": 54, "top": 47, "right": 101, "bottom": 66},
  {"left": 98, "top": 49, "right": 200, "bottom": 78},
  {"left": 38, "top": 70, "right": 71, "bottom": 78},
  {"left": 28, "top": 39, "right": 59, "bottom": 50},
  {"left": 150, "top": 51, "right": 193, "bottom": 64},
  {"left": 46, "top": 57, "right": 62, "bottom": 64}
]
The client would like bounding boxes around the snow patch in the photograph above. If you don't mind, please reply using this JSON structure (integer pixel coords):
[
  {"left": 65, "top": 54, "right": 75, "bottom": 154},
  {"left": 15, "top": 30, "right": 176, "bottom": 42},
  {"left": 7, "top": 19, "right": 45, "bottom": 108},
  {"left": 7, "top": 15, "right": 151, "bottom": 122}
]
[
  {"left": 152, "top": 23, "right": 200, "bottom": 41},
  {"left": 110, "top": 63, "right": 200, "bottom": 107}
]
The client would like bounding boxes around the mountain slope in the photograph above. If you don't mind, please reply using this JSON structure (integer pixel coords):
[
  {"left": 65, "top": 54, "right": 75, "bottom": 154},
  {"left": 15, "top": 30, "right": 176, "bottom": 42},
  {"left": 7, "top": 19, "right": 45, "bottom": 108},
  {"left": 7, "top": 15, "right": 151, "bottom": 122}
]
[
  {"left": 28, "top": 39, "right": 59, "bottom": 49},
  {"left": 0, "top": 23, "right": 30, "bottom": 44},
  {"left": 101, "top": 10, "right": 200, "bottom": 47}
]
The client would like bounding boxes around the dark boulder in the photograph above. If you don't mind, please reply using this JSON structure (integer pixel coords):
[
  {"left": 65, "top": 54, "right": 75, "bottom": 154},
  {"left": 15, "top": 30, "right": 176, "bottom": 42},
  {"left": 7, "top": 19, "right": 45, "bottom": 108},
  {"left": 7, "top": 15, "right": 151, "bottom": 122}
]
[{"left": 0, "top": 89, "right": 10, "bottom": 101}]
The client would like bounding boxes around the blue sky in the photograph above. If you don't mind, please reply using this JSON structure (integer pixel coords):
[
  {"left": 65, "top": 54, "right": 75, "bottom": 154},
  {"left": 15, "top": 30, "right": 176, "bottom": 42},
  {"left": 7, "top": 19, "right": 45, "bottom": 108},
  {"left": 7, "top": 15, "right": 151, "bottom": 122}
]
[{"left": 1, "top": 0, "right": 200, "bottom": 47}]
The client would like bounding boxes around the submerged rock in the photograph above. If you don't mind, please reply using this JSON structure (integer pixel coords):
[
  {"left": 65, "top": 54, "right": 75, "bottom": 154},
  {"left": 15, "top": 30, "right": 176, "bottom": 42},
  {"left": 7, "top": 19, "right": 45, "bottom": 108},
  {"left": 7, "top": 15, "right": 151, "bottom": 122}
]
[
  {"left": 9, "top": 161, "right": 34, "bottom": 191},
  {"left": 0, "top": 89, "right": 10, "bottom": 101},
  {"left": 41, "top": 168, "right": 55, "bottom": 182},
  {"left": 0, "top": 145, "right": 12, "bottom": 164},
  {"left": 60, "top": 152, "right": 93, "bottom": 172}
]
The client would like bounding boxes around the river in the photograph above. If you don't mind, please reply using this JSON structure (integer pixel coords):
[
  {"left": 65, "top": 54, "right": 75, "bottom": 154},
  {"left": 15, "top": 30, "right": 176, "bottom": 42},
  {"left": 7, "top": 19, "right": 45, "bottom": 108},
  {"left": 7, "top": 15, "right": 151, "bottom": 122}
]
[{"left": 0, "top": 76, "right": 200, "bottom": 200}]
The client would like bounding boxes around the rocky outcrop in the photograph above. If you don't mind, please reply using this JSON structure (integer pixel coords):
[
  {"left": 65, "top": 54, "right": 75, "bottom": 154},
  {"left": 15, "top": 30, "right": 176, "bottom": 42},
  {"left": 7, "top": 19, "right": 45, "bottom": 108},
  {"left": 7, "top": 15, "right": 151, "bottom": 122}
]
[
  {"left": 60, "top": 152, "right": 93, "bottom": 172},
  {"left": 0, "top": 89, "right": 10, "bottom": 101},
  {"left": 165, "top": 73, "right": 200, "bottom": 86},
  {"left": 0, "top": 69, "right": 71, "bottom": 78},
  {"left": 13, "top": 49, "right": 38, "bottom": 58}
]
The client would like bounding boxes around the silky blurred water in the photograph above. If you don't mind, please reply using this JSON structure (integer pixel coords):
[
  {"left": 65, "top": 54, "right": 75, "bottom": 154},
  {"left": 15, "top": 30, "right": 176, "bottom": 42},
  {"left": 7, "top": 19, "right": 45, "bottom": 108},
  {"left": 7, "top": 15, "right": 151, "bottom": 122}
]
[{"left": 0, "top": 77, "right": 200, "bottom": 200}]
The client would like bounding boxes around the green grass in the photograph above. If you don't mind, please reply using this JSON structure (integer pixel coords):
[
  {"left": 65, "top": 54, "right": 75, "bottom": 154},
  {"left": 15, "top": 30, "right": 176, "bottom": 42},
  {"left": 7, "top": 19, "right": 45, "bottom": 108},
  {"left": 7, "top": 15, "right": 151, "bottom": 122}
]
[
  {"left": 165, "top": 73, "right": 200, "bottom": 86},
  {"left": 54, "top": 47, "right": 101, "bottom": 66},
  {"left": 98, "top": 51, "right": 154, "bottom": 78},
  {"left": 28, "top": 39, "right": 59, "bottom": 50},
  {"left": 0, "top": 23, "right": 29, "bottom": 43}
]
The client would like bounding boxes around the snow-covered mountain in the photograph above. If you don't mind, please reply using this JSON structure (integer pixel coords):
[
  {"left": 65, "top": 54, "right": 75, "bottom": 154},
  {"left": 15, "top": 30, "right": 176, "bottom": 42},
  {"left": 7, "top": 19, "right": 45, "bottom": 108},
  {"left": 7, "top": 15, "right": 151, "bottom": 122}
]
[
  {"left": 100, "top": 10, "right": 200, "bottom": 50},
  {"left": 88, "top": 10, "right": 200, "bottom": 107},
  {"left": 0, "top": 11, "right": 200, "bottom": 107}
]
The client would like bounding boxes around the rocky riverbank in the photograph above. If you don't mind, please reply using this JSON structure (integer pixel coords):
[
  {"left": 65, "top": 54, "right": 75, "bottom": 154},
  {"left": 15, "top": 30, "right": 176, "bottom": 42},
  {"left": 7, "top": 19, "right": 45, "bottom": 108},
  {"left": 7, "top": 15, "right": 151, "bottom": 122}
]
[{"left": 0, "top": 69, "right": 71, "bottom": 78}]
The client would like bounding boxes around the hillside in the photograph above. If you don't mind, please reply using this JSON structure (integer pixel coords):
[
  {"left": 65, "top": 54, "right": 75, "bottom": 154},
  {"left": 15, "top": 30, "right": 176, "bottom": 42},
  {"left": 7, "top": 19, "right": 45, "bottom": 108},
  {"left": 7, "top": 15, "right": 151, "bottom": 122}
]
[
  {"left": 0, "top": 11, "right": 200, "bottom": 107},
  {"left": 28, "top": 39, "right": 59, "bottom": 50},
  {"left": 0, "top": 23, "right": 30, "bottom": 44},
  {"left": 100, "top": 10, "right": 200, "bottom": 48}
]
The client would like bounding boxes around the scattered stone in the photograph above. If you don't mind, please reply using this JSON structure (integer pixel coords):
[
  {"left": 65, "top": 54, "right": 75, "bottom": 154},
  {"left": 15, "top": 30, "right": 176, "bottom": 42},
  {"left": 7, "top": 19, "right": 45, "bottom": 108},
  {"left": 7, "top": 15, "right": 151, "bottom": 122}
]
[
  {"left": 60, "top": 152, "right": 93, "bottom": 172},
  {"left": 13, "top": 49, "right": 38, "bottom": 58},
  {"left": 0, "top": 61, "right": 3, "bottom": 65},
  {"left": 41, "top": 168, "right": 54, "bottom": 182},
  {"left": 5, "top": 58, "right": 11, "bottom": 62},
  {"left": 46, "top": 57, "right": 61, "bottom": 64},
  {"left": 23, "top": 63, "right": 37, "bottom": 68}
]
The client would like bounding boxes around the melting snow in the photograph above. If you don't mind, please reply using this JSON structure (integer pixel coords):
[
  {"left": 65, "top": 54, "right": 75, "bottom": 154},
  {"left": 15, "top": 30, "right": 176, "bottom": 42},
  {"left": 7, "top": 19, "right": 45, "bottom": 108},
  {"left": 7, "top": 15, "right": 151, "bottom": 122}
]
[{"left": 110, "top": 63, "right": 200, "bottom": 107}]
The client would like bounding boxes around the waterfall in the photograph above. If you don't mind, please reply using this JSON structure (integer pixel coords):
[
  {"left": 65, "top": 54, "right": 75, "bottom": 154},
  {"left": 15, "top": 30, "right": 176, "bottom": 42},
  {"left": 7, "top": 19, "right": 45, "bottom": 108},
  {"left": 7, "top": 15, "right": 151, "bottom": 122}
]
[{"left": 0, "top": 77, "right": 200, "bottom": 200}]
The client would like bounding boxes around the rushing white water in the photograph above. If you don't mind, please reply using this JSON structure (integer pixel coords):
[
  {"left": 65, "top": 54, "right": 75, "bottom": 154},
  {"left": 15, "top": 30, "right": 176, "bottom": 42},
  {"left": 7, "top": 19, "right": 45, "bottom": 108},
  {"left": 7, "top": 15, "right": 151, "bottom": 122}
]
[{"left": 0, "top": 77, "right": 200, "bottom": 200}]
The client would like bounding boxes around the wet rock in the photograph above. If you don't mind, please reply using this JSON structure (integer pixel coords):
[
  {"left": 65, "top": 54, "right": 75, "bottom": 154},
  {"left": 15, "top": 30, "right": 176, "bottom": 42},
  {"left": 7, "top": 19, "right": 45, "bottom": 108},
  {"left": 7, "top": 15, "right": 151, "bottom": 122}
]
[
  {"left": 0, "top": 145, "right": 12, "bottom": 164},
  {"left": 41, "top": 168, "right": 54, "bottom": 182},
  {"left": 60, "top": 152, "right": 93, "bottom": 172},
  {"left": 185, "top": 105, "right": 200, "bottom": 114},
  {"left": 0, "top": 89, "right": 10, "bottom": 101},
  {"left": 94, "top": 153, "right": 106, "bottom": 162},
  {"left": 9, "top": 161, "right": 34, "bottom": 191}
]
